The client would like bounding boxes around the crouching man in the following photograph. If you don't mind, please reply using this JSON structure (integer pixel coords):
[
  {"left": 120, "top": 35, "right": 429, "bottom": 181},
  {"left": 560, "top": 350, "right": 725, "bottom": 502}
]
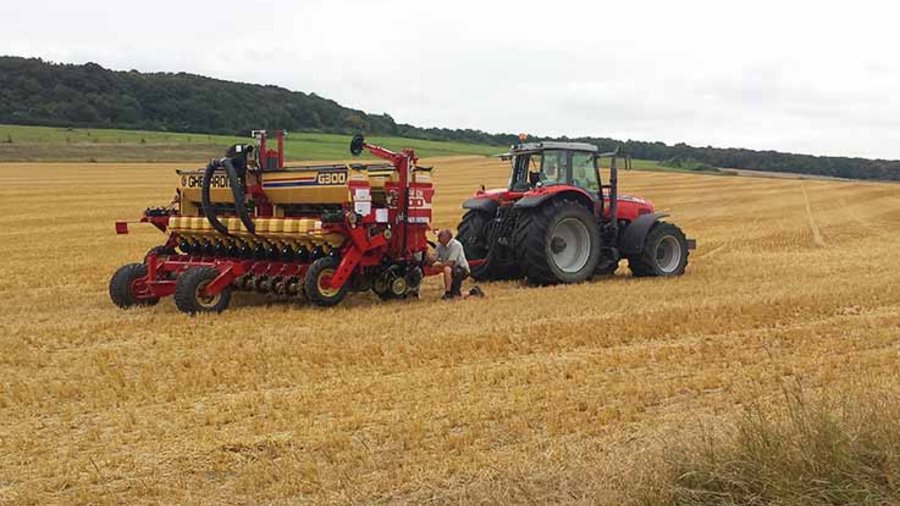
[{"left": 432, "top": 229, "right": 483, "bottom": 300}]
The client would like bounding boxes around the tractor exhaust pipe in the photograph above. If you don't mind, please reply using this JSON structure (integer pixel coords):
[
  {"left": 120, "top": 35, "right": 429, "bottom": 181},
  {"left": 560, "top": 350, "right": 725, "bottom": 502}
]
[
  {"left": 598, "top": 149, "right": 621, "bottom": 234},
  {"left": 609, "top": 152, "right": 618, "bottom": 231}
]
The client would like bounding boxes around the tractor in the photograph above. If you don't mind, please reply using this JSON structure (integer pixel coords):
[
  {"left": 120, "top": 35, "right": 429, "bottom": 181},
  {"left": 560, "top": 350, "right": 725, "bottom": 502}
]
[
  {"left": 110, "top": 133, "right": 437, "bottom": 313},
  {"left": 457, "top": 139, "right": 695, "bottom": 284}
]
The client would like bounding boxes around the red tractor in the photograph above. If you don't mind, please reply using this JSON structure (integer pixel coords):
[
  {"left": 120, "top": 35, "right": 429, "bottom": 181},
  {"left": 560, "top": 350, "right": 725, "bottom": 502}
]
[{"left": 457, "top": 140, "right": 695, "bottom": 284}]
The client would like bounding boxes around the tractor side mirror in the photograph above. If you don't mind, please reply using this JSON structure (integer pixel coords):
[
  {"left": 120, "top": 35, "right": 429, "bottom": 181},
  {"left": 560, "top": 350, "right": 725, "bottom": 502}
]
[{"left": 350, "top": 134, "right": 365, "bottom": 156}]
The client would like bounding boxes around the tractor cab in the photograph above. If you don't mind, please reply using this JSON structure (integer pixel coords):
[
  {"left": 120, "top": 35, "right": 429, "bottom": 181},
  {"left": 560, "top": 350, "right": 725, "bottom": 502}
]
[
  {"left": 492, "top": 141, "right": 647, "bottom": 224},
  {"left": 505, "top": 142, "right": 602, "bottom": 195}
]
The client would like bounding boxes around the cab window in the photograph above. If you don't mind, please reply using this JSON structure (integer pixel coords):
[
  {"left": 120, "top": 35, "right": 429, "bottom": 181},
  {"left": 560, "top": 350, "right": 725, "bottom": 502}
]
[
  {"left": 540, "top": 150, "right": 567, "bottom": 185},
  {"left": 572, "top": 152, "right": 598, "bottom": 192}
]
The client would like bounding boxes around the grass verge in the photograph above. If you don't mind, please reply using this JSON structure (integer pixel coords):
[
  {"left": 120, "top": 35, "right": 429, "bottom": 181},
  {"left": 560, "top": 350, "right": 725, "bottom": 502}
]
[{"left": 622, "top": 382, "right": 900, "bottom": 505}]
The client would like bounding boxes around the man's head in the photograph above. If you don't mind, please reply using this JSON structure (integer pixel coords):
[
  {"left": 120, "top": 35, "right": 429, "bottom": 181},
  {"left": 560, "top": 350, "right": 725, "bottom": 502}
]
[{"left": 437, "top": 229, "right": 452, "bottom": 245}]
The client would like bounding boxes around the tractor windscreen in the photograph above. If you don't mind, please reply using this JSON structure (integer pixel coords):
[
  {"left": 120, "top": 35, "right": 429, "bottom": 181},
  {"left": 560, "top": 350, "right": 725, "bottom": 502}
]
[{"left": 539, "top": 151, "right": 565, "bottom": 185}]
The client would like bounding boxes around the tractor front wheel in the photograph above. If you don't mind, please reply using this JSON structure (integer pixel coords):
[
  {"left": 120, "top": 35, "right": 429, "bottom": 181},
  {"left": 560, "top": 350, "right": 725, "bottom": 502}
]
[
  {"left": 513, "top": 199, "right": 601, "bottom": 284},
  {"left": 628, "top": 222, "right": 690, "bottom": 277},
  {"left": 174, "top": 267, "right": 232, "bottom": 314},
  {"left": 305, "top": 257, "right": 349, "bottom": 307},
  {"left": 109, "top": 263, "right": 159, "bottom": 308}
]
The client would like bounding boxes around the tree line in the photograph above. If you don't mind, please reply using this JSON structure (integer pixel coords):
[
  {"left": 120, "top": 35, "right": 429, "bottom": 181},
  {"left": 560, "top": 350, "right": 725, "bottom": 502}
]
[{"left": 1, "top": 56, "right": 898, "bottom": 181}]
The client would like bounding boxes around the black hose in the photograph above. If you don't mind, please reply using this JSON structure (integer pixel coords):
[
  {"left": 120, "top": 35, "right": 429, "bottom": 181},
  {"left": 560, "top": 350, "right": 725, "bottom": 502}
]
[
  {"left": 221, "top": 158, "right": 255, "bottom": 234},
  {"left": 201, "top": 160, "right": 230, "bottom": 236},
  {"left": 200, "top": 158, "right": 256, "bottom": 236}
]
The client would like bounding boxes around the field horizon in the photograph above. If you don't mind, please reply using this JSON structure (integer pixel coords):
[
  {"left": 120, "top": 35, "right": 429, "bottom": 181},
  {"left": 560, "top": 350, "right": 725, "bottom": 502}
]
[{"left": 1, "top": 157, "right": 898, "bottom": 504}]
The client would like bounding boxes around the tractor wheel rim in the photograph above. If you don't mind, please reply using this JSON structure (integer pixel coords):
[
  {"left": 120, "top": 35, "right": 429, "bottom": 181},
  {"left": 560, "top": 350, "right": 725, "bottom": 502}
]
[
  {"left": 317, "top": 268, "right": 339, "bottom": 298},
  {"left": 655, "top": 235, "right": 682, "bottom": 273},
  {"left": 195, "top": 281, "right": 221, "bottom": 309},
  {"left": 550, "top": 217, "right": 591, "bottom": 273}
]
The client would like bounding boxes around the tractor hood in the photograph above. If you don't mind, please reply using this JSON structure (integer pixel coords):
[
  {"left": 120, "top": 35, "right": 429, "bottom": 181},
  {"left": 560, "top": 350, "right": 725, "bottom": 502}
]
[{"left": 603, "top": 193, "right": 655, "bottom": 221}]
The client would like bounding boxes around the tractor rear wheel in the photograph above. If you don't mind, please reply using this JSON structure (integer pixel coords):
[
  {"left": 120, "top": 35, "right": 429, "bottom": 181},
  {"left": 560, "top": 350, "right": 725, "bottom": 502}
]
[
  {"left": 109, "top": 263, "right": 159, "bottom": 308},
  {"left": 513, "top": 199, "right": 601, "bottom": 284},
  {"left": 456, "top": 210, "right": 519, "bottom": 280},
  {"left": 174, "top": 267, "right": 232, "bottom": 314},
  {"left": 628, "top": 222, "right": 689, "bottom": 277},
  {"left": 306, "top": 257, "right": 349, "bottom": 307}
]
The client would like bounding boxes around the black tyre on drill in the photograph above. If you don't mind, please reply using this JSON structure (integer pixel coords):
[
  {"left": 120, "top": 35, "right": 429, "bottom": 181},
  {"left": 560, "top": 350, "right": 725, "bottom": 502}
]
[
  {"left": 372, "top": 276, "right": 395, "bottom": 301},
  {"left": 627, "top": 222, "right": 690, "bottom": 277},
  {"left": 109, "top": 263, "right": 159, "bottom": 308},
  {"left": 456, "top": 210, "right": 520, "bottom": 281},
  {"left": 305, "top": 257, "right": 349, "bottom": 307},
  {"left": 174, "top": 266, "right": 232, "bottom": 315},
  {"left": 512, "top": 199, "right": 601, "bottom": 285}
]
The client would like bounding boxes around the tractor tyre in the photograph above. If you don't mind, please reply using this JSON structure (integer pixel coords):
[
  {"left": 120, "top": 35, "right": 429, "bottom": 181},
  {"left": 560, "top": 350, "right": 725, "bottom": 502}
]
[
  {"left": 305, "top": 257, "right": 349, "bottom": 307},
  {"left": 628, "top": 222, "right": 689, "bottom": 277},
  {"left": 144, "top": 245, "right": 176, "bottom": 264},
  {"left": 109, "top": 263, "right": 159, "bottom": 308},
  {"left": 513, "top": 199, "right": 601, "bottom": 284},
  {"left": 457, "top": 210, "right": 519, "bottom": 280},
  {"left": 174, "top": 267, "right": 232, "bottom": 315}
]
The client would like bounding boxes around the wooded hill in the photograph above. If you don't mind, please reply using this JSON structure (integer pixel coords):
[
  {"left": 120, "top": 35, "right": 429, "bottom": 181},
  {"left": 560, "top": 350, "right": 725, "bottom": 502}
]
[{"left": 1, "top": 56, "right": 898, "bottom": 180}]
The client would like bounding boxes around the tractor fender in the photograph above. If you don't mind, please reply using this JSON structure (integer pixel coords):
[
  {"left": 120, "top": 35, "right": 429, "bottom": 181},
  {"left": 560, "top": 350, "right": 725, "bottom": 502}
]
[
  {"left": 462, "top": 197, "right": 499, "bottom": 214},
  {"left": 620, "top": 212, "right": 670, "bottom": 256},
  {"left": 513, "top": 188, "right": 594, "bottom": 210}
]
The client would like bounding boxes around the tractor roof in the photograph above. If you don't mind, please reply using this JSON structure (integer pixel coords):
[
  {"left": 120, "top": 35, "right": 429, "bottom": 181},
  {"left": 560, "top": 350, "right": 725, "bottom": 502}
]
[{"left": 498, "top": 141, "right": 599, "bottom": 157}]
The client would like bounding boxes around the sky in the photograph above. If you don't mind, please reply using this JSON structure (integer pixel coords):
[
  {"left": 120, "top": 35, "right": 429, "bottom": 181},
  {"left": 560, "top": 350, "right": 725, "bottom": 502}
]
[{"left": 2, "top": 0, "right": 900, "bottom": 159}]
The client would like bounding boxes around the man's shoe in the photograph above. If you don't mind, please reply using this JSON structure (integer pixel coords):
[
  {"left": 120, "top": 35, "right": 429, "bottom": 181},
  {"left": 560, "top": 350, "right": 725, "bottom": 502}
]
[
  {"left": 441, "top": 292, "right": 455, "bottom": 300},
  {"left": 468, "top": 286, "right": 485, "bottom": 298}
]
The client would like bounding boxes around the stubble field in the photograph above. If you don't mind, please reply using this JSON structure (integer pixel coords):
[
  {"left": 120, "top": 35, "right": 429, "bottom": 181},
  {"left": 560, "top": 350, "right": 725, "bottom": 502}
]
[{"left": 1, "top": 157, "right": 899, "bottom": 504}]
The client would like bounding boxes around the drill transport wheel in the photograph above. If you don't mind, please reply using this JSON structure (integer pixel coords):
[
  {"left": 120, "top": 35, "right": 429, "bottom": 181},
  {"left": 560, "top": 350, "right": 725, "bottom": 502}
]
[
  {"left": 305, "top": 257, "right": 349, "bottom": 307},
  {"left": 109, "top": 263, "right": 159, "bottom": 309},
  {"left": 174, "top": 267, "right": 232, "bottom": 315}
]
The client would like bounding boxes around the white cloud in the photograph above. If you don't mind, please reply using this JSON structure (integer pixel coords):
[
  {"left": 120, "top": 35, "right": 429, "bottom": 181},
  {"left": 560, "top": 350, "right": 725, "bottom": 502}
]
[{"left": 2, "top": 0, "right": 900, "bottom": 158}]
